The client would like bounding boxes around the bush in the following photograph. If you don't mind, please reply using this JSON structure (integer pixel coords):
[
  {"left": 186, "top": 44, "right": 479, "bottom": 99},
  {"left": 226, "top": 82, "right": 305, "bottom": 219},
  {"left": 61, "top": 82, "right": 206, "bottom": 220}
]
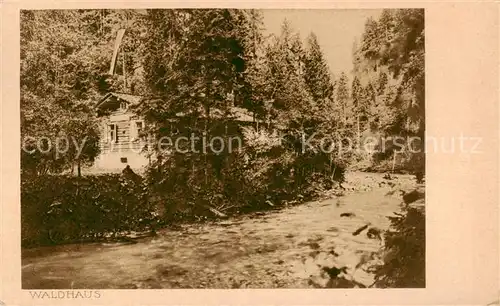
[
  {"left": 371, "top": 204, "right": 425, "bottom": 287},
  {"left": 21, "top": 173, "right": 159, "bottom": 247},
  {"left": 144, "top": 127, "right": 346, "bottom": 221}
]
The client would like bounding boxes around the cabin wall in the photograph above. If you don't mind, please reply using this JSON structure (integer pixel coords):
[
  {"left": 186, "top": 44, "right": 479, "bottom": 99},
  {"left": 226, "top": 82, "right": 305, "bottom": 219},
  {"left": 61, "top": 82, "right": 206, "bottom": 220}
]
[
  {"left": 93, "top": 110, "right": 150, "bottom": 173},
  {"left": 93, "top": 150, "right": 150, "bottom": 174}
]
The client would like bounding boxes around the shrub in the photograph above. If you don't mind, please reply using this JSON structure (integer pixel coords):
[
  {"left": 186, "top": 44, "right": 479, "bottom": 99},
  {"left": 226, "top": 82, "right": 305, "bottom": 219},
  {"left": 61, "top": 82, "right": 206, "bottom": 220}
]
[
  {"left": 21, "top": 174, "right": 158, "bottom": 247},
  {"left": 371, "top": 204, "right": 425, "bottom": 287},
  {"left": 144, "top": 126, "right": 346, "bottom": 221}
]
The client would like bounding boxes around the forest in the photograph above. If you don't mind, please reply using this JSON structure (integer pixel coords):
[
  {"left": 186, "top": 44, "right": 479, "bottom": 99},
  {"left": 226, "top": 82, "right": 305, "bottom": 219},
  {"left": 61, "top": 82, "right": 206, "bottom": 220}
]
[
  {"left": 21, "top": 9, "right": 424, "bottom": 176},
  {"left": 21, "top": 9, "right": 425, "bottom": 288}
]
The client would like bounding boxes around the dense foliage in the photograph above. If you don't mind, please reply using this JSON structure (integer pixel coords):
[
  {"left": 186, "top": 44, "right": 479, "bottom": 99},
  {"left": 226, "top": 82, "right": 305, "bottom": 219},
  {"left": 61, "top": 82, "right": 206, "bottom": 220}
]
[
  {"left": 20, "top": 10, "right": 149, "bottom": 176},
  {"left": 21, "top": 11, "right": 102, "bottom": 176},
  {"left": 352, "top": 9, "right": 425, "bottom": 173},
  {"left": 21, "top": 173, "right": 158, "bottom": 247},
  {"left": 134, "top": 10, "right": 348, "bottom": 219},
  {"left": 372, "top": 204, "right": 425, "bottom": 287},
  {"left": 20, "top": 8, "right": 424, "bottom": 187},
  {"left": 20, "top": 9, "right": 425, "bottom": 286}
]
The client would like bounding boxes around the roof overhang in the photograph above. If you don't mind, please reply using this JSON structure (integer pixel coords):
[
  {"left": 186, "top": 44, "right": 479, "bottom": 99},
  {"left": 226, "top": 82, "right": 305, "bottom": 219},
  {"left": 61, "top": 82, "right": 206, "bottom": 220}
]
[{"left": 96, "top": 92, "right": 143, "bottom": 110}]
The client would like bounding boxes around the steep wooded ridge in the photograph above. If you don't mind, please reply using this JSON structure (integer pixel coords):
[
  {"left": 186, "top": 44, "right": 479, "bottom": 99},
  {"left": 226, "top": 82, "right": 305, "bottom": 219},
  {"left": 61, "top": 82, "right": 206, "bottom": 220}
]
[{"left": 20, "top": 9, "right": 425, "bottom": 288}]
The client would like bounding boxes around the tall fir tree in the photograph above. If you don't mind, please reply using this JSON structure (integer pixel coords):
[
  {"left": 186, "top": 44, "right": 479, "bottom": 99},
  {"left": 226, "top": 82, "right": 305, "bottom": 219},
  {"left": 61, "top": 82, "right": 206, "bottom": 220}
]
[
  {"left": 335, "top": 72, "right": 350, "bottom": 125},
  {"left": 377, "top": 70, "right": 388, "bottom": 95},
  {"left": 351, "top": 76, "right": 364, "bottom": 136},
  {"left": 303, "top": 32, "right": 334, "bottom": 108}
]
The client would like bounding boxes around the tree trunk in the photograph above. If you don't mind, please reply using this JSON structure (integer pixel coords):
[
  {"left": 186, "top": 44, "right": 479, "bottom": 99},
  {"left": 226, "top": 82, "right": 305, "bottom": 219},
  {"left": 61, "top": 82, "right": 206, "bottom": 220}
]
[
  {"left": 357, "top": 115, "right": 360, "bottom": 149},
  {"left": 391, "top": 153, "right": 397, "bottom": 173},
  {"left": 157, "top": 155, "right": 163, "bottom": 175},
  {"left": 122, "top": 46, "right": 127, "bottom": 91},
  {"left": 204, "top": 105, "right": 210, "bottom": 185},
  {"left": 357, "top": 115, "right": 360, "bottom": 136},
  {"left": 77, "top": 160, "right": 81, "bottom": 177}
]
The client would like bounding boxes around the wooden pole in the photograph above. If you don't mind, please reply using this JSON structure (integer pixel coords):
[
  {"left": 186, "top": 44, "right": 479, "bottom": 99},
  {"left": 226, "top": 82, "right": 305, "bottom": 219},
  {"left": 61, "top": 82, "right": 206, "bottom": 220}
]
[
  {"left": 123, "top": 48, "right": 127, "bottom": 91},
  {"left": 108, "top": 29, "right": 126, "bottom": 75},
  {"left": 122, "top": 13, "right": 128, "bottom": 91}
]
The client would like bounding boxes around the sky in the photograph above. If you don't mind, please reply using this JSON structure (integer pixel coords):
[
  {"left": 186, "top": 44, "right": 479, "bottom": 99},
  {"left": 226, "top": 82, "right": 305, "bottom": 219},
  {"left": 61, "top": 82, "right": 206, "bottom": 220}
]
[{"left": 262, "top": 9, "right": 382, "bottom": 77}]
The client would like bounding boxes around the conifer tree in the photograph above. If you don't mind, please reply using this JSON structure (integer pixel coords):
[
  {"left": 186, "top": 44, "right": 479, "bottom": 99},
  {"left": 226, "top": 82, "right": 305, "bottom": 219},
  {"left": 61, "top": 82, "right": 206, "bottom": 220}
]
[
  {"left": 304, "top": 32, "right": 334, "bottom": 107},
  {"left": 335, "top": 72, "right": 350, "bottom": 125}
]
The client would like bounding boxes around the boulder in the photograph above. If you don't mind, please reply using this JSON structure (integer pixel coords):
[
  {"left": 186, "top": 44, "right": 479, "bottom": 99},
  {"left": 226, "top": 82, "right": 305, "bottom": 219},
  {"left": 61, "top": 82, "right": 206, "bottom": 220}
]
[
  {"left": 402, "top": 188, "right": 425, "bottom": 204},
  {"left": 340, "top": 212, "right": 356, "bottom": 218},
  {"left": 352, "top": 224, "right": 370, "bottom": 236}
]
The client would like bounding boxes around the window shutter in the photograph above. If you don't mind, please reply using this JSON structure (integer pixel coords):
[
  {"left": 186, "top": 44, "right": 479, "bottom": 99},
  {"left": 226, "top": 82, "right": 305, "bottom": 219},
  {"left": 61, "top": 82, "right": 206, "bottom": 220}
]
[
  {"left": 130, "top": 121, "right": 137, "bottom": 140},
  {"left": 108, "top": 124, "right": 117, "bottom": 143},
  {"left": 104, "top": 124, "right": 108, "bottom": 142}
]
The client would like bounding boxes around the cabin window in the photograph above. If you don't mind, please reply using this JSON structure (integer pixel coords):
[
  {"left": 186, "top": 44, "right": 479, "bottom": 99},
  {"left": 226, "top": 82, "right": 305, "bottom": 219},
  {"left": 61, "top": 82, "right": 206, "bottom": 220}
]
[
  {"left": 136, "top": 121, "right": 144, "bottom": 136},
  {"left": 131, "top": 120, "right": 145, "bottom": 141},
  {"left": 108, "top": 124, "right": 117, "bottom": 143},
  {"left": 120, "top": 101, "right": 128, "bottom": 111},
  {"left": 120, "top": 157, "right": 128, "bottom": 163}
]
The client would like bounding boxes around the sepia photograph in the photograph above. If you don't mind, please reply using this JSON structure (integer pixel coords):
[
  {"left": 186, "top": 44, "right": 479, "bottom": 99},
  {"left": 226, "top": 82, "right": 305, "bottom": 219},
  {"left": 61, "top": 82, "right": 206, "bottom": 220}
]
[{"left": 19, "top": 8, "right": 426, "bottom": 290}]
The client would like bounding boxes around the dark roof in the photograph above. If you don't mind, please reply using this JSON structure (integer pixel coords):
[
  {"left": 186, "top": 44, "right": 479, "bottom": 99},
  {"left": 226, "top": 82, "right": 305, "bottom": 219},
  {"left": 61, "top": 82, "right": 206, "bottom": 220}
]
[
  {"left": 231, "top": 107, "right": 255, "bottom": 122},
  {"left": 175, "top": 106, "right": 255, "bottom": 123},
  {"left": 96, "top": 92, "right": 143, "bottom": 109},
  {"left": 97, "top": 92, "right": 256, "bottom": 123}
]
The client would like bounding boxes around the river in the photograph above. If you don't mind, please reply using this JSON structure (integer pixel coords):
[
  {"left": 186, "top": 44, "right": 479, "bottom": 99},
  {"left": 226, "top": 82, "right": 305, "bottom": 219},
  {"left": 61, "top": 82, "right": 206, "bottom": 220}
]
[{"left": 22, "top": 172, "right": 418, "bottom": 289}]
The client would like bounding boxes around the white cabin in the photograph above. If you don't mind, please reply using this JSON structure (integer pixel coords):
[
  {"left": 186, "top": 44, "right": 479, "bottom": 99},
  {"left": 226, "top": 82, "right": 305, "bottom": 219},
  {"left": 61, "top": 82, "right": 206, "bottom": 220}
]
[{"left": 92, "top": 92, "right": 150, "bottom": 173}]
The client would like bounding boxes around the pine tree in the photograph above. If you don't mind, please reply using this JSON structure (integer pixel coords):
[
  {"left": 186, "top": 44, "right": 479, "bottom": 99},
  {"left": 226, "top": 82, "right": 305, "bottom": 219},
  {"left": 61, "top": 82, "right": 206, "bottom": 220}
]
[
  {"left": 140, "top": 9, "right": 259, "bottom": 128},
  {"left": 263, "top": 20, "right": 315, "bottom": 130},
  {"left": 236, "top": 10, "right": 267, "bottom": 118},
  {"left": 356, "top": 9, "right": 424, "bottom": 137},
  {"left": 351, "top": 76, "right": 363, "bottom": 136},
  {"left": 304, "top": 32, "right": 334, "bottom": 107},
  {"left": 377, "top": 70, "right": 388, "bottom": 95},
  {"left": 335, "top": 72, "right": 350, "bottom": 125},
  {"left": 353, "top": 9, "right": 424, "bottom": 173}
]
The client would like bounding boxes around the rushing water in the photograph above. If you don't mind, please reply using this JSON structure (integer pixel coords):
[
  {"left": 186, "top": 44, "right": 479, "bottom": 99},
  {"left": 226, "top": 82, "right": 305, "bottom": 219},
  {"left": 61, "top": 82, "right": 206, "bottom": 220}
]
[{"left": 22, "top": 172, "right": 417, "bottom": 289}]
